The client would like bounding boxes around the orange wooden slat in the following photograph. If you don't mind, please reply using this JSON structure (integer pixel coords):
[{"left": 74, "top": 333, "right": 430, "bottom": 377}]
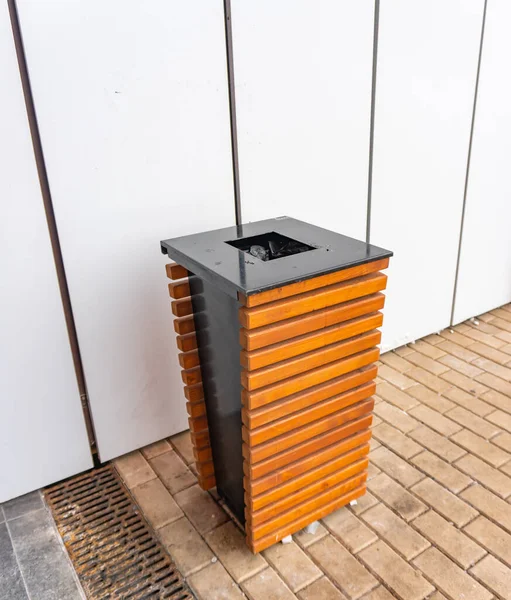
[
  {"left": 239, "top": 273, "right": 387, "bottom": 329},
  {"left": 174, "top": 315, "right": 195, "bottom": 335},
  {"left": 168, "top": 280, "right": 191, "bottom": 299},
  {"left": 193, "top": 445, "right": 213, "bottom": 462},
  {"left": 165, "top": 262, "right": 188, "bottom": 280},
  {"left": 188, "top": 415, "right": 208, "bottom": 433},
  {"left": 186, "top": 401, "right": 206, "bottom": 418},
  {"left": 184, "top": 383, "right": 204, "bottom": 403},
  {"left": 176, "top": 332, "right": 198, "bottom": 352},
  {"left": 172, "top": 298, "right": 193, "bottom": 317},
  {"left": 178, "top": 350, "right": 200, "bottom": 369},
  {"left": 190, "top": 430, "right": 210, "bottom": 449},
  {"left": 197, "top": 473, "right": 216, "bottom": 491},
  {"left": 241, "top": 258, "right": 389, "bottom": 307},
  {"left": 181, "top": 367, "right": 202, "bottom": 386},
  {"left": 196, "top": 460, "right": 215, "bottom": 478}
]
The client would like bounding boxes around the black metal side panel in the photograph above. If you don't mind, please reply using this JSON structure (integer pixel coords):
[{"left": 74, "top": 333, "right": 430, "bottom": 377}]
[{"left": 188, "top": 274, "right": 245, "bottom": 523}]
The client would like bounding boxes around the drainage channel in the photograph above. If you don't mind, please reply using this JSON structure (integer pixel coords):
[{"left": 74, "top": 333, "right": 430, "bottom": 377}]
[{"left": 44, "top": 465, "right": 194, "bottom": 600}]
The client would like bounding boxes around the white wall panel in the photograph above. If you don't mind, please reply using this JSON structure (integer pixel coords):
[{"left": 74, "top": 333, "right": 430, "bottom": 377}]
[
  {"left": 0, "top": 2, "right": 92, "bottom": 502},
  {"left": 17, "top": 1, "right": 235, "bottom": 461},
  {"left": 453, "top": 0, "right": 511, "bottom": 323},
  {"left": 231, "top": 0, "right": 374, "bottom": 239},
  {"left": 371, "top": 0, "right": 484, "bottom": 351}
]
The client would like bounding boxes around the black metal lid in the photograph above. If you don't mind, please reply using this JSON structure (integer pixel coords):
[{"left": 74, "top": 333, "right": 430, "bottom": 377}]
[{"left": 161, "top": 217, "right": 392, "bottom": 299}]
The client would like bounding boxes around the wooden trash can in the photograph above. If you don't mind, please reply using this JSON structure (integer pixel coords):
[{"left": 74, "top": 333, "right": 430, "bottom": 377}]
[{"left": 161, "top": 217, "right": 392, "bottom": 553}]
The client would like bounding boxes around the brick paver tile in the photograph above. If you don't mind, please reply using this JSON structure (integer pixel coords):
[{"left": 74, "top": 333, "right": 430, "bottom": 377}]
[
  {"left": 367, "top": 462, "right": 381, "bottom": 480},
  {"left": 412, "top": 510, "right": 486, "bottom": 569},
  {"left": 114, "top": 450, "right": 156, "bottom": 488},
  {"left": 481, "top": 389, "right": 511, "bottom": 415},
  {"left": 322, "top": 508, "right": 377, "bottom": 553},
  {"left": 359, "top": 540, "right": 434, "bottom": 600},
  {"left": 487, "top": 409, "right": 511, "bottom": 434},
  {"left": 377, "top": 364, "right": 416, "bottom": 390},
  {"left": 492, "top": 315, "right": 511, "bottom": 333},
  {"left": 159, "top": 516, "right": 214, "bottom": 576},
  {"left": 131, "top": 478, "right": 183, "bottom": 529},
  {"left": 422, "top": 333, "right": 443, "bottom": 345},
  {"left": 442, "top": 386, "right": 494, "bottom": 417},
  {"left": 297, "top": 577, "right": 348, "bottom": 600},
  {"left": 411, "top": 478, "right": 477, "bottom": 527},
  {"left": 406, "top": 384, "right": 455, "bottom": 414},
  {"left": 174, "top": 484, "right": 228, "bottom": 534},
  {"left": 461, "top": 326, "right": 506, "bottom": 349},
  {"left": 470, "top": 555, "right": 511, "bottom": 600},
  {"left": 411, "top": 340, "right": 446, "bottom": 360},
  {"left": 189, "top": 561, "right": 245, "bottom": 600},
  {"left": 360, "top": 586, "right": 397, "bottom": 600},
  {"left": 409, "top": 426, "right": 466, "bottom": 463},
  {"left": 413, "top": 547, "right": 492, "bottom": 600},
  {"left": 439, "top": 329, "right": 474, "bottom": 347},
  {"left": 141, "top": 439, "right": 172, "bottom": 459},
  {"left": 372, "top": 423, "right": 422, "bottom": 459},
  {"left": 169, "top": 430, "right": 195, "bottom": 465},
  {"left": 368, "top": 473, "right": 427, "bottom": 521},
  {"left": 370, "top": 447, "right": 424, "bottom": 488},
  {"left": 445, "top": 406, "right": 500, "bottom": 439},
  {"left": 379, "top": 352, "right": 413, "bottom": 372},
  {"left": 306, "top": 535, "right": 378, "bottom": 599},
  {"left": 149, "top": 449, "right": 196, "bottom": 494},
  {"left": 450, "top": 429, "right": 510, "bottom": 467},
  {"left": 427, "top": 593, "right": 448, "bottom": 600},
  {"left": 469, "top": 342, "right": 511, "bottom": 365},
  {"left": 460, "top": 485, "right": 511, "bottom": 534},
  {"left": 294, "top": 521, "right": 329, "bottom": 549},
  {"left": 263, "top": 542, "right": 322, "bottom": 592},
  {"left": 438, "top": 354, "right": 484, "bottom": 378},
  {"left": 474, "top": 356, "right": 511, "bottom": 381},
  {"left": 349, "top": 491, "right": 379, "bottom": 516},
  {"left": 395, "top": 344, "right": 415, "bottom": 355},
  {"left": 493, "top": 432, "right": 511, "bottom": 452},
  {"left": 406, "top": 367, "right": 452, "bottom": 393},
  {"left": 441, "top": 369, "right": 488, "bottom": 396},
  {"left": 405, "top": 351, "right": 450, "bottom": 376},
  {"left": 464, "top": 515, "right": 511, "bottom": 567},
  {"left": 375, "top": 382, "right": 418, "bottom": 410},
  {"left": 361, "top": 503, "right": 429, "bottom": 560},
  {"left": 476, "top": 372, "right": 511, "bottom": 397},
  {"left": 455, "top": 454, "right": 511, "bottom": 498},
  {"left": 205, "top": 521, "right": 267, "bottom": 583},
  {"left": 407, "top": 405, "right": 461, "bottom": 437},
  {"left": 411, "top": 451, "right": 472, "bottom": 494},
  {"left": 437, "top": 339, "right": 480, "bottom": 362},
  {"left": 373, "top": 401, "right": 418, "bottom": 433}
]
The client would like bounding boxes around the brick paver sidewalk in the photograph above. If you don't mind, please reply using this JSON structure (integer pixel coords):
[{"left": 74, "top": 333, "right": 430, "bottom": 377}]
[{"left": 115, "top": 306, "right": 511, "bottom": 600}]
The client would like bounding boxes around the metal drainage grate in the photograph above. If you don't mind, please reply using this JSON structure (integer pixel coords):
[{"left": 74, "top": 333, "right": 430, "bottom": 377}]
[{"left": 44, "top": 465, "right": 194, "bottom": 600}]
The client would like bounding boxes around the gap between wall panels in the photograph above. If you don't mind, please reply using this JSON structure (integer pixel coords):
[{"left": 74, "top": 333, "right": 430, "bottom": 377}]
[{"left": 7, "top": 0, "right": 99, "bottom": 463}]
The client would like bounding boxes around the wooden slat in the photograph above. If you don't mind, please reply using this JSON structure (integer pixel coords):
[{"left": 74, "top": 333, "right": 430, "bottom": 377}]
[
  {"left": 241, "top": 258, "right": 389, "bottom": 307},
  {"left": 181, "top": 367, "right": 202, "bottom": 386},
  {"left": 249, "top": 476, "right": 367, "bottom": 541},
  {"left": 246, "top": 420, "right": 372, "bottom": 480},
  {"left": 242, "top": 347, "right": 379, "bottom": 410},
  {"left": 247, "top": 485, "right": 365, "bottom": 552},
  {"left": 176, "top": 332, "right": 198, "bottom": 352},
  {"left": 243, "top": 391, "right": 374, "bottom": 448},
  {"left": 174, "top": 315, "right": 195, "bottom": 335},
  {"left": 247, "top": 464, "right": 367, "bottom": 526},
  {"left": 186, "top": 400, "right": 206, "bottom": 418},
  {"left": 179, "top": 350, "right": 200, "bottom": 369},
  {"left": 246, "top": 431, "right": 371, "bottom": 496},
  {"left": 243, "top": 365, "right": 376, "bottom": 430},
  {"left": 168, "top": 280, "right": 191, "bottom": 299},
  {"left": 184, "top": 383, "right": 204, "bottom": 402},
  {"left": 242, "top": 330, "right": 381, "bottom": 391},
  {"left": 239, "top": 273, "right": 387, "bottom": 329},
  {"left": 191, "top": 430, "right": 211, "bottom": 449},
  {"left": 247, "top": 444, "right": 370, "bottom": 511},
  {"left": 165, "top": 262, "right": 188, "bottom": 280},
  {"left": 242, "top": 312, "right": 383, "bottom": 370},
  {"left": 196, "top": 460, "right": 215, "bottom": 478},
  {"left": 193, "top": 445, "right": 213, "bottom": 462},
  {"left": 240, "top": 293, "right": 385, "bottom": 351},
  {"left": 197, "top": 473, "right": 216, "bottom": 491},
  {"left": 188, "top": 415, "right": 208, "bottom": 433},
  {"left": 172, "top": 298, "right": 193, "bottom": 317}
]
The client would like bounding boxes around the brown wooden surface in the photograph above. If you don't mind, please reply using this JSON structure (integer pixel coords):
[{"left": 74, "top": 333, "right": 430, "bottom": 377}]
[
  {"left": 248, "top": 465, "right": 367, "bottom": 526},
  {"left": 168, "top": 280, "right": 191, "bottom": 299},
  {"left": 174, "top": 315, "right": 195, "bottom": 335},
  {"left": 242, "top": 312, "right": 383, "bottom": 370},
  {"left": 172, "top": 298, "right": 193, "bottom": 317},
  {"left": 239, "top": 273, "right": 387, "bottom": 329},
  {"left": 178, "top": 350, "right": 200, "bottom": 370},
  {"left": 242, "top": 365, "right": 376, "bottom": 430},
  {"left": 165, "top": 262, "right": 188, "bottom": 280},
  {"left": 193, "top": 446, "right": 213, "bottom": 462},
  {"left": 242, "top": 347, "right": 379, "bottom": 409},
  {"left": 240, "top": 294, "right": 385, "bottom": 351},
  {"left": 181, "top": 367, "right": 202, "bottom": 386},
  {"left": 246, "top": 432, "right": 371, "bottom": 496},
  {"left": 184, "top": 383, "right": 204, "bottom": 403},
  {"left": 197, "top": 473, "right": 216, "bottom": 491},
  {"left": 196, "top": 460, "right": 215, "bottom": 478},
  {"left": 246, "top": 423, "right": 372, "bottom": 480},
  {"left": 186, "top": 400, "right": 206, "bottom": 418},
  {"left": 190, "top": 430, "right": 211, "bottom": 449},
  {"left": 243, "top": 392, "right": 374, "bottom": 447},
  {"left": 241, "top": 258, "right": 389, "bottom": 307},
  {"left": 188, "top": 415, "right": 208, "bottom": 433},
  {"left": 247, "top": 485, "right": 365, "bottom": 552},
  {"left": 176, "top": 332, "right": 198, "bottom": 352},
  {"left": 242, "top": 330, "right": 381, "bottom": 391}
]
